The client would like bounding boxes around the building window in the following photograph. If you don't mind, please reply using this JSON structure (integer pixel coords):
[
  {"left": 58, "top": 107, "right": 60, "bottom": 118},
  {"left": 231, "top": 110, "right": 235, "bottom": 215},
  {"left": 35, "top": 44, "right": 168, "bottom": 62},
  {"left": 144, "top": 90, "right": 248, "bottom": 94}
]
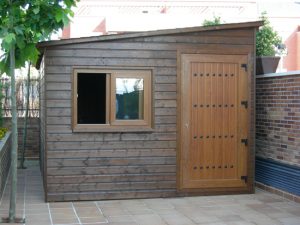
[{"left": 73, "top": 69, "right": 152, "bottom": 132}]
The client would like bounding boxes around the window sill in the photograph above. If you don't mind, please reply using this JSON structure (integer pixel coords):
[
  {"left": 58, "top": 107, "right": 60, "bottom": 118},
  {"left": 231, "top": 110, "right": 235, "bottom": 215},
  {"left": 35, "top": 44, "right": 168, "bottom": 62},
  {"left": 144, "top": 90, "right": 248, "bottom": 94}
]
[{"left": 72, "top": 124, "right": 154, "bottom": 133}]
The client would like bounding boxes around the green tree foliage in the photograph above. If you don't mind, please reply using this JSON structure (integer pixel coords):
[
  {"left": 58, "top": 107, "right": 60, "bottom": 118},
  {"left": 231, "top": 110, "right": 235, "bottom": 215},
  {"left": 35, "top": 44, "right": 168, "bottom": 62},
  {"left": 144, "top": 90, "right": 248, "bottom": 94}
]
[
  {"left": 0, "top": 0, "right": 78, "bottom": 71},
  {"left": 256, "top": 12, "right": 283, "bottom": 56},
  {"left": 0, "top": 78, "right": 3, "bottom": 127},
  {"left": 0, "top": 0, "right": 78, "bottom": 222},
  {"left": 202, "top": 16, "right": 222, "bottom": 27}
]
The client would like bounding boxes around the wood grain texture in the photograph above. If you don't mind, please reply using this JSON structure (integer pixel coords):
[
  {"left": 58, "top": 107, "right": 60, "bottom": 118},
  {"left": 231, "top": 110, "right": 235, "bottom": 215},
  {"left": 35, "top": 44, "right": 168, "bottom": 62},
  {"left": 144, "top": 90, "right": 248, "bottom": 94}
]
[
  {"left": 42, "top": 26, "right": 256, "bottom": 201},
  {"left": 179, "top": 54, "right": 252, "bottom": 191},
  {"left": 39, "top": 55, "right": 48, "bottom": 199}
]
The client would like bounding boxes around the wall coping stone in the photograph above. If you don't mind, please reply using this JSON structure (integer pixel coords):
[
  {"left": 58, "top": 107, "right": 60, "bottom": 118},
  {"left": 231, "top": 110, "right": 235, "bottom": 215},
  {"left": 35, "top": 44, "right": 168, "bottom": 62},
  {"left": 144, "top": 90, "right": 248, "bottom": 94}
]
[{"left": 256, "top": 70, "right": 300, "bottom": 79}]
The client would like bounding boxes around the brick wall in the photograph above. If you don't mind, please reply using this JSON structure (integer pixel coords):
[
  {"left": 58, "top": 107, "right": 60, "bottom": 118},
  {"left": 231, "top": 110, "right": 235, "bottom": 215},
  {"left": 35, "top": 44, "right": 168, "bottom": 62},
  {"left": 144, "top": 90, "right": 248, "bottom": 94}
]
[
  {"left": 3, "top": 118, "right": 40, "bottom": 160},
  {"left": 256, "top": 72, "right": 300, "bottom": 166}
]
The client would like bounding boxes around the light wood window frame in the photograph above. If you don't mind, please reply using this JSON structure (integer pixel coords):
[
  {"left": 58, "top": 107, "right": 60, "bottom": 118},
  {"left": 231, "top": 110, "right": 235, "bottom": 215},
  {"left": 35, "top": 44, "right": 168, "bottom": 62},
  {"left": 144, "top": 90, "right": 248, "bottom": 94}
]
[{"left": 72, "top": 68, "right": 152, "bottom": 132}]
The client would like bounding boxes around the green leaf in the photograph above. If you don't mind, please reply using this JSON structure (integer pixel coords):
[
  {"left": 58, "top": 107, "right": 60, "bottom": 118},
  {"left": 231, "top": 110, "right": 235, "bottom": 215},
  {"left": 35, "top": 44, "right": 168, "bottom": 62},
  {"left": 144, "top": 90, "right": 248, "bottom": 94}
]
[
  {"left": 55, "top": 10, "right": 63, "bottom": 22},
  {"left": 4, "top": 33, "right": 16, "bottom": 45},
  {"left": 0, "top": 54, "right": 9, "bottom": 75},
  {"left": 33, "top": 7, "right": 40, "bottom": 14},
  {"left": 0, "top": 28, "right": 8, "bottom": 37},
  {"left": 20, "top": 43, "right": 39, "bottom": 64},
  {"left": 14, "top": 26, "right": 23, "bottom": 35},
  {"left": 1, "top": 0, "right": 77, "bottom": 68},
  {"left": 64, "top": 0, "right": 72, "bottom": 8},
  {"left": 62, "top": 13, "right": 69, "bottom": 26},
  {"left": 16, "top": 37, "right": 25, "bottom": 49},
  {"left": 256, "top": 11, "right": 283, "bottom": 56}
]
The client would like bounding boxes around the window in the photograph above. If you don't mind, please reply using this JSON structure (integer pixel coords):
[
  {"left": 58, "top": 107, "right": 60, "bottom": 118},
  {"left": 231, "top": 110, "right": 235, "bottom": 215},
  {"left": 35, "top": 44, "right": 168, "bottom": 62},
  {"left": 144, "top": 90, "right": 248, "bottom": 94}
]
[{"left": 73, "top": 69, "right": 152, "bottom": 132}]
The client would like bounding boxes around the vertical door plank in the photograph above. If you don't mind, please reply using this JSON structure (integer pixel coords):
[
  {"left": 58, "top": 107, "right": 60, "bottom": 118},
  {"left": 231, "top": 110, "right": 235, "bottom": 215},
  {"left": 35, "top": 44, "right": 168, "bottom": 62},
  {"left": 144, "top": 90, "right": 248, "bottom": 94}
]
[
  {"left": 222, "top": 63, "right": 230, "bottom": 179},
  {"left": 204, "top": 63, "right": 213, "bottom": 179},
  {"left": 190, "top": 63, "right": 198, "bottom": 179},
  {"left": 211, "top": 63, "right": 218, "bottom": 178},
  {"left": 215, "top": 63, "right": 224, "bottom": 179},
  {"left": 198, "top": 63, "right": 205, "bottom": 180},
  {"left": 227, "top": 63, "right": 238, "bottom": 178},
  {"left": 180, "top": 54, "right": 248, "bottom": 189},
  {"left": 238, "top": 60, "right": 249, "bottom": 179}
]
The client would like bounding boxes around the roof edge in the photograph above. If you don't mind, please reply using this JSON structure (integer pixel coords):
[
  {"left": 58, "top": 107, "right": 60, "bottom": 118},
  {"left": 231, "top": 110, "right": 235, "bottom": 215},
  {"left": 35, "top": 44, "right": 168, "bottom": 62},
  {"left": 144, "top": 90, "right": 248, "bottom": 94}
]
[{"left": 37, "top": 21, "right": 263, "bottom": 48}]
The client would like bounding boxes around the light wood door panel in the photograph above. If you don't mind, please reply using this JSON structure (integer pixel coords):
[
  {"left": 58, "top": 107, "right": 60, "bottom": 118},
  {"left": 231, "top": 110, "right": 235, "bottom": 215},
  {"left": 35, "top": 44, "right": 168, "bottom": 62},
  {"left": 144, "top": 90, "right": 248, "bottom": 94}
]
[{"left": 180, "top": 54, "right": 249, "bottom": 189}]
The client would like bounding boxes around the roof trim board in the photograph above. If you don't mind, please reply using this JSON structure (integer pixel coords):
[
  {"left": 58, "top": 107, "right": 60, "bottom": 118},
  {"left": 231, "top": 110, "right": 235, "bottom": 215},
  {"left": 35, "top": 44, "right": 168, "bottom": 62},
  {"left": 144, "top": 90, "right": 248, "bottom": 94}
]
[{"left": 37, "top": 21, "right": 262, "bottom": 48}]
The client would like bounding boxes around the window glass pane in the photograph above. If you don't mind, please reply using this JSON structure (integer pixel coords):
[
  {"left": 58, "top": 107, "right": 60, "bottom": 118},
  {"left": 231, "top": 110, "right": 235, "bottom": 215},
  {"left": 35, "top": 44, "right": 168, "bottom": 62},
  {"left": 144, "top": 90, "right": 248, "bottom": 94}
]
[
  {"left": 116, "top": 78, "right": 144, "bottom": 120},
  {"left": 77, "top": 73, "right": 106, "bottom": 124}
]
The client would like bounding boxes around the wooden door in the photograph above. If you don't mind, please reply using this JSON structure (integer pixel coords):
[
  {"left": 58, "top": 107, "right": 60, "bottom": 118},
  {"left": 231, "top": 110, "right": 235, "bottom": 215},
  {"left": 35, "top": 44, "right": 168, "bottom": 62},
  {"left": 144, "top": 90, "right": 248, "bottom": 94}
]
[{"left": 179, "top": 54, "right": 249, "bottom": 189}]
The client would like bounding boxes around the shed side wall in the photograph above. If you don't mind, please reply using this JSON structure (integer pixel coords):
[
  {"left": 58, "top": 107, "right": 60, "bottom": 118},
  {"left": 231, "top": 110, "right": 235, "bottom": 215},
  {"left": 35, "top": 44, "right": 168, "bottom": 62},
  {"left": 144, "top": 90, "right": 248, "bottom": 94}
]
[
  {"left": 44, "top": 28, "right": 255, "bottom": 201},
  {"left": 39, "top": 56, "right": 47, "bottom": 193}
]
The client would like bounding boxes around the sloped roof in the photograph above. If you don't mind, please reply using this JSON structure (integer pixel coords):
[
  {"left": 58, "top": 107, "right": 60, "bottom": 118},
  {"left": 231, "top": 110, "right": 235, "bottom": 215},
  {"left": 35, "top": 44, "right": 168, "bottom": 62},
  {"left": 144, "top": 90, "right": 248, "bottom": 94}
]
[
  {"left": 36, "top": 21, "right": 262, "bottom": 69},
  {"left": 37, "top": 21, "right": 262, "bottom": 48}
]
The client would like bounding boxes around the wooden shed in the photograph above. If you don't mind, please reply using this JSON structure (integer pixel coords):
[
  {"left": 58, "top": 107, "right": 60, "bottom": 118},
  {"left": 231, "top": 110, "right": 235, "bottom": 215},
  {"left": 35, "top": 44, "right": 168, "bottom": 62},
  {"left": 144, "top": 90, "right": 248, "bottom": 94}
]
[{"left": 37, "top": 21, "right": 261, "bottom": 202}]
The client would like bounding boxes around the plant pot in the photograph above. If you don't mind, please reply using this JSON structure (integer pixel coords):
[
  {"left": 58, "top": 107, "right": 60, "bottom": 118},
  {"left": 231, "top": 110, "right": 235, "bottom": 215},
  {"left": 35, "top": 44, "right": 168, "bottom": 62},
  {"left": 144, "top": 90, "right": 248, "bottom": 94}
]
[{"left": 256, "top": 56, "right": 280, "bottom": 75}]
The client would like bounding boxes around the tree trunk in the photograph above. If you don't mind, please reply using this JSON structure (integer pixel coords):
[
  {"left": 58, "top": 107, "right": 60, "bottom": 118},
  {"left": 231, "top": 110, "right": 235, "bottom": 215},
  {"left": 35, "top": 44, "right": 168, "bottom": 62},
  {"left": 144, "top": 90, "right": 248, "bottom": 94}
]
[
  {"left": 8, "top": 46, "right": 18, "bottom": 222},
  {"left": 20, "top": 62, "right": 31, "bottom": 169}
]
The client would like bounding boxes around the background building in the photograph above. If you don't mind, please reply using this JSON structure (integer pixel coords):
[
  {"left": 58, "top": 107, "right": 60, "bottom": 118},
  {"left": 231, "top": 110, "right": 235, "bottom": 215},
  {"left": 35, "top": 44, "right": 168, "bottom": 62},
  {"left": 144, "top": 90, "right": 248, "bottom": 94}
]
[{"left": 61, "top": 0, "right": 300, "bottom": 71}]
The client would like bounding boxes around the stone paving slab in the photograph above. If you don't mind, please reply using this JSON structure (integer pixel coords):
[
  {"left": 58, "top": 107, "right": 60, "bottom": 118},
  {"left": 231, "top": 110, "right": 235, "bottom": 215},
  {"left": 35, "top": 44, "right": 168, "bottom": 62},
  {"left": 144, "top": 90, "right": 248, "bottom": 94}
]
[{"left": 0, "top": 166, "right": 299, "bottom": 225}]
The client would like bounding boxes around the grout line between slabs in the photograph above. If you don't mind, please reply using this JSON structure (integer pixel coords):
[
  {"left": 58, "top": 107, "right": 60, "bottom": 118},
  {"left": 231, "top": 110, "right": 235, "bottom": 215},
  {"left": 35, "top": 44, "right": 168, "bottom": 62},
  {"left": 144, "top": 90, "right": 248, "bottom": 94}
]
[
  {"left": 94, "top": 201, "right": 109, "bottom": 224},
  {"left": 47, "top": 203, "right": 54, "bottom": 225},
  {"left": 72, "top": 202, "right": 83, "bottom": 225},
  {"left": 52, "top": 223, "right": 80, "bottom": 225}
]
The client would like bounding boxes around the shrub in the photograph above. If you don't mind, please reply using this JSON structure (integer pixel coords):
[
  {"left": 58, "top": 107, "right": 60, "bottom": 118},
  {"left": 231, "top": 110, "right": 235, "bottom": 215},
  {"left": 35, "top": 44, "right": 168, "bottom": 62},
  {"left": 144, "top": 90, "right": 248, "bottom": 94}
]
[
  {"left": 202, "top": 16, "right": 222, "bottom": 27},
  {"left": 256, "top": 12, "right": 283, "bottom": 56},
  {"left": 0, "top": 127, "right": 8, "bottom": 140}
]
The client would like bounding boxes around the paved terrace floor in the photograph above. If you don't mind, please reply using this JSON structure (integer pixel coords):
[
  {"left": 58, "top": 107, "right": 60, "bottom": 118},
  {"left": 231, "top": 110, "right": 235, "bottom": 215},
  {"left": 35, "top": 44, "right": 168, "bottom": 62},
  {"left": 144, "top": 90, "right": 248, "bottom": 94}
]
[{"left": 0, "top": 165, "right": 299, "bottom": 225}]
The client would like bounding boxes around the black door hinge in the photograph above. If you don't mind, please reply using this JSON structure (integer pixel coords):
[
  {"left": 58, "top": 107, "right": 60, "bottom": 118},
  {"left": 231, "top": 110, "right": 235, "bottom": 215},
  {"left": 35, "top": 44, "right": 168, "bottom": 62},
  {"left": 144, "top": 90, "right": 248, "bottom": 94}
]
[
  {"left": 241, "top": 64, "right": 248, "bottom": 72},
  {"left": 241, "top": 139, "right": 248, "bottom": 146},
  {"left": 241, "top": 176, "right": 248, "bottom": 183},
  {"left": 241, "top": 101, "right": 248, "bottom": 109}
]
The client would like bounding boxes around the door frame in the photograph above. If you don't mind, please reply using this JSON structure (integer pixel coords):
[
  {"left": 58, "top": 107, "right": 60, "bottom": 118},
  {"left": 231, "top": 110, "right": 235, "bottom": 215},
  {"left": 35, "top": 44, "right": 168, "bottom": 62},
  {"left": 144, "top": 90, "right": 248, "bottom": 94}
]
[{"left": 176, "top": 48, "right": 254, "bottom": 193}]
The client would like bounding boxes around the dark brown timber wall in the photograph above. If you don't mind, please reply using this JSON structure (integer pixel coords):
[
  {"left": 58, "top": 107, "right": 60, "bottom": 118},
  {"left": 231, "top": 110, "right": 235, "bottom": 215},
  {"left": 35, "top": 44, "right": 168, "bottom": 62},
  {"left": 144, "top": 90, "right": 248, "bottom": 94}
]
[
  {"left": 41, "top": 28, "right": 256, "bottom": 201},
  {"left": 39, "top": 58, "right": 47, "bottom": 187}
]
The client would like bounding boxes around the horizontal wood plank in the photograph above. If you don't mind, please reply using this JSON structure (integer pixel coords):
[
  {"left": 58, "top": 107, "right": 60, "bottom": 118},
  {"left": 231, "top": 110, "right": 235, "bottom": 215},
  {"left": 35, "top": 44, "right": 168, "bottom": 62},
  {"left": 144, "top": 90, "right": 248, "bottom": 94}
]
[
  {"left": 155, "top": 92, "right": 177, "bottom": 100},
  {"left": 47, "top": 148, "right": 176, "bottom": 159},
  {"left": 46, "top": 57, "right": 176, "bottom": 67},
  {"left": 47, "top": 165, "right": 176, "bottom": 177},
  {"left": 47, "top": 189, "right": 177, "bottom": 202},
  {"left": 130, "top": 35, "right": 253, "bottom": 45},
  {"left": 48, "top": 180, "right": 176, "bottom": 192},
  {"left": 53, "top": 42, "right": 253, "bottom": 53},
  {"left": 45, "top": 65, "right": 177, "bottom": 75},
  {"left": 42, "top": 26, "right": 256, "bottom": 201},
  {"left": 47, "top": 156, "right": 176, "bottom": 167},
  {"left": 47, "top": 140, "right": 176, "bottom": 150},
  {"left": 46, "top": 91, "right": 71, "bottom": 99},
  {"left": 46, "top": 49, "right": 176, "bottom": 59},
  {"left": 155, "top": 108, "right": 177, "bottom": 116}
]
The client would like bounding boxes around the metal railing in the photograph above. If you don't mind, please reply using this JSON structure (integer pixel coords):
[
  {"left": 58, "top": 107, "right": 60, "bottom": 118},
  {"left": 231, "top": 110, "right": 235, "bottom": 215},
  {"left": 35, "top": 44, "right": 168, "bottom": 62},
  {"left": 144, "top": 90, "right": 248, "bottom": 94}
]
[{"left": 1, "top": 77, "right": 39, "bottom": 118}]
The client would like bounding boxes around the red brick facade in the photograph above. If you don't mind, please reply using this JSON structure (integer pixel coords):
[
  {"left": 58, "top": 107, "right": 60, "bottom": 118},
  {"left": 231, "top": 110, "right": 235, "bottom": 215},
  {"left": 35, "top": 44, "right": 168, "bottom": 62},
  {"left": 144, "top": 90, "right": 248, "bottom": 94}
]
[{"left": 256, "top": 73, "right": 300, "bottom": 166}]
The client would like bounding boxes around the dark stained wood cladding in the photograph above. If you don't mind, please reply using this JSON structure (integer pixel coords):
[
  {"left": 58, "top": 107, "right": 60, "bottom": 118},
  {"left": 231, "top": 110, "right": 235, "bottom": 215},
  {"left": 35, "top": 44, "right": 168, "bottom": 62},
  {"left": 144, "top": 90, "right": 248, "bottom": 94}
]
[
  {"left": 39, "top": 56, "right": 47, "bottom": 194},
  {"left": 42, "top": 28, "right": 256, "bottom": 201}
]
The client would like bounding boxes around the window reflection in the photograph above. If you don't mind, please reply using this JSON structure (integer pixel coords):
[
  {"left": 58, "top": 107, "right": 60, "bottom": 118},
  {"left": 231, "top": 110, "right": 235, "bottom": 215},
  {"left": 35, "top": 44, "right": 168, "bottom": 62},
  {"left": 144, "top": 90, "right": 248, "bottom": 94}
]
[{"left": 116, "top": 78, "right": 144, "bottom": 120}]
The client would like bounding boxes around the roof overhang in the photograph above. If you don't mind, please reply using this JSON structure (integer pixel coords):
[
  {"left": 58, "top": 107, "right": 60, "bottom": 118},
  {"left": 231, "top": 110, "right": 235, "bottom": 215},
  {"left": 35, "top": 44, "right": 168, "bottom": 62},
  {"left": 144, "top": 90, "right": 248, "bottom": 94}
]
[{"left": 36, "top": 20, "right": 263, "bottom": 69}]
